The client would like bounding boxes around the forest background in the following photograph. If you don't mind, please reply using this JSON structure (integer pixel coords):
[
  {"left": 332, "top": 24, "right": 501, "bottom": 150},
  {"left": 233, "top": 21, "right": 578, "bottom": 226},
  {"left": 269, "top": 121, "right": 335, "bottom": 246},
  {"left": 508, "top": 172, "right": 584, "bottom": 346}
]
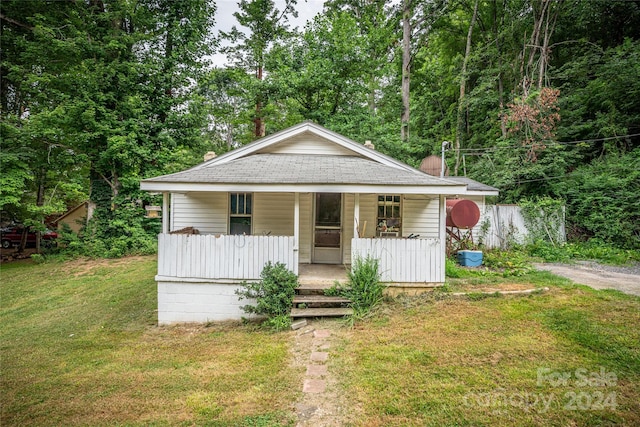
[{"left": 1, "top": 0, "right": 638, "bottom": 256}]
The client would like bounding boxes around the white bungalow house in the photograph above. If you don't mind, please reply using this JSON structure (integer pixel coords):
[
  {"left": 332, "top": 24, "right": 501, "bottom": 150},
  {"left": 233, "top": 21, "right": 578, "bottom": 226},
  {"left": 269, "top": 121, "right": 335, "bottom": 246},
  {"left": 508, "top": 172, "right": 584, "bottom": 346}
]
[{"left": 140, "top": 122, "right": 497, "bottom": 324}]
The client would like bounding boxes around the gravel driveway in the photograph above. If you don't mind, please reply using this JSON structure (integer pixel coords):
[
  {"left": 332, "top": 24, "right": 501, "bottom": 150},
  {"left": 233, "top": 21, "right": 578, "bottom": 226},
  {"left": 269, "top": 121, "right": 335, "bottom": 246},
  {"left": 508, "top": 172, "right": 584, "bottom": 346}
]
[{"left": 534, "top": 261, "right": 640, "bottom": 296}]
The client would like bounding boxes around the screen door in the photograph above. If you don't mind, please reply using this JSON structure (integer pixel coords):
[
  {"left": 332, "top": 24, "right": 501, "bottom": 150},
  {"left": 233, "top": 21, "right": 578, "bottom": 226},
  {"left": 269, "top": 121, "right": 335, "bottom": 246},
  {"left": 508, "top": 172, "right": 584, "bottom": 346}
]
[{"left": 312, "top": 193, "right": 342, "bottom": 264}]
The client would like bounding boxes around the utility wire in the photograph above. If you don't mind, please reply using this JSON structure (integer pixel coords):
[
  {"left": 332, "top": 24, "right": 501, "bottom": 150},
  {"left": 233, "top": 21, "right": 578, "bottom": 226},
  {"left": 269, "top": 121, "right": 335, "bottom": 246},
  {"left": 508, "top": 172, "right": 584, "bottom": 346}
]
[{"left": 454, "top": 132, "right": 640, "bottom": 153}]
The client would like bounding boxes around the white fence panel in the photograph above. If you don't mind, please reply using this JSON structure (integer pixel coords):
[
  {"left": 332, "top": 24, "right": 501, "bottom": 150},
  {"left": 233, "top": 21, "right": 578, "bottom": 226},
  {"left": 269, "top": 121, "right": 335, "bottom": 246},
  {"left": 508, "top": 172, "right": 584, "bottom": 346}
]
[
  {"left": 158, "top": 234, "right": 298, "bottom": 280},
  {"left": 351, "top": 238, "right": 443, "bottom": 283},
  {"left": 474, "top": 205, "right": 565, "bottom": 249}
]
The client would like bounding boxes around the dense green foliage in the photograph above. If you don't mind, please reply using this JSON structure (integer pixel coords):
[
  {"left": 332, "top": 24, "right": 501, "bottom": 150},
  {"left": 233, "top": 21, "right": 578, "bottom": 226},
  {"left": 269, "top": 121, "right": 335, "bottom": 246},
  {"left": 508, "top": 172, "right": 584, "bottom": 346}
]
[
  {"left": 2, "top": 0, "right": 639, "bottom": 253},
  {"left": 1, "top": 0, "right": 215, "bottom": 253},
  {"left": 327, "top": 255, "right": 385, "bottom": 315},
  {"left": 527, "top": 240, "right": 640, "bottom": 265},
  {"left": 235, "top": 262, "right": 299, "bottom": 330}
]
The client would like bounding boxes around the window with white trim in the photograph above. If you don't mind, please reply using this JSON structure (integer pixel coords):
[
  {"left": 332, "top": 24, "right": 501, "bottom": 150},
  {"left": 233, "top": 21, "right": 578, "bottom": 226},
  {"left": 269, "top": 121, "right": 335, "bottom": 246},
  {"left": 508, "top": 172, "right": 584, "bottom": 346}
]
[
  {"left": 377, "top": 195, "right": 401, "bottom": 236},
  {"left": 230, "top": 193, "right": 252, "bottom": 235}
]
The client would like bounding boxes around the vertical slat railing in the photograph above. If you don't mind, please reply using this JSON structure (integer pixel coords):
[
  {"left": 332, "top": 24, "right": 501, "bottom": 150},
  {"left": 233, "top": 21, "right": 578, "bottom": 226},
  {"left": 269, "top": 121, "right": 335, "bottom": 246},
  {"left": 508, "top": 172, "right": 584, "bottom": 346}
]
[
  {"left": 157, "top": 234, "right": 298, "bottom": 280},
  {"left": 351, "top": 238, "right": 443, "bottom": 283}
]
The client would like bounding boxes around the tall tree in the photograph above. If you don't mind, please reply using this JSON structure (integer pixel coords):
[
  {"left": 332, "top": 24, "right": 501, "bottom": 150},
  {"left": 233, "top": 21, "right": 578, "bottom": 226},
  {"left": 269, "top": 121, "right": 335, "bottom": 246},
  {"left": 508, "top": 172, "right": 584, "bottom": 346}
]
[
  {"left": 454, "top": 0, "right": 479, "bottom": 174},
  {"left": 324, "top": 0, "right": 397, "bottom": 114},
  {"left": 1, "top": 0, "right": 215, "bottom": 254},
  {"left": 399, "top": 0, "right": 450, "bottom": 143},
  {"left": 401, "top": 0, "right": 412, "bottom": 142},
  {"left": 222, "top": 0, "right": 297, "bottom": 138}
]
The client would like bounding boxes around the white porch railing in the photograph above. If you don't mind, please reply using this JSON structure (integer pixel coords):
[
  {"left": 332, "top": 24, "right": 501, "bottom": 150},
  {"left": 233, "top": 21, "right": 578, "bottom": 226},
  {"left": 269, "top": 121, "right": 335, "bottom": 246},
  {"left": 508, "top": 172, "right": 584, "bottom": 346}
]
[
  {"left": 351, "top": 238, "right": 443, "bottom": 283},
  {"left": 157, "top": 234, "right": 298, "bottom": 280}
]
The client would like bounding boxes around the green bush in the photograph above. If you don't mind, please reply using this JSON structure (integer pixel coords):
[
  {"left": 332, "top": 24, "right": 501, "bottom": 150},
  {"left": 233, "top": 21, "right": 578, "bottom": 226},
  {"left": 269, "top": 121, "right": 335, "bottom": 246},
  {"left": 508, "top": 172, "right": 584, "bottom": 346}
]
[
  {"left": 235, "top": 262, "right": 299, "bottom": 331},
  {"left": 527, "top": 239, "right": 640, "bottom": 265},
  {"left": 551, "top": 149, "right": 640, "bottom": 249},
  {"left": 483, "top": 249, "right": 532, "bottom": 276},
  {"left": 445, "top": 257, "right": 464, "bottom": 278},
  {"left": 445, "top": 257, "right": 488, "bottom": 278},
  {"left": 327, "top": 255, "right": 384, "bottom": 315}
]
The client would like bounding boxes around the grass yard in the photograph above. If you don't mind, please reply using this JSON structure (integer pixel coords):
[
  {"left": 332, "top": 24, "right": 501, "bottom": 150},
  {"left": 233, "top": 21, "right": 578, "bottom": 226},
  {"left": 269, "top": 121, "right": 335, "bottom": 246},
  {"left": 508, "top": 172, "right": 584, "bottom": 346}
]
[
  {"left": 0, "top": 256, "right": 301, "bottom": 426},
  {"left": 332, "top": 272, "right": 640, "bottom": 426},
  {"left": 2, "top": 256, "right": 639, "bottom": 426}
]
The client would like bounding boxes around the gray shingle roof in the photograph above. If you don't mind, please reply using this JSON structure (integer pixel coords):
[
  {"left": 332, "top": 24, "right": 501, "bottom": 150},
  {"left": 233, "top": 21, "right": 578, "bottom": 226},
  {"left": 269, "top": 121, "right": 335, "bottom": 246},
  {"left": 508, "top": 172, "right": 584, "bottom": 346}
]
[
  {"left": 144, "top": 154, "right": 461, "bottom": 186},
  {"left": 446, "top": 176, "right": 499, "bottom": 192}
]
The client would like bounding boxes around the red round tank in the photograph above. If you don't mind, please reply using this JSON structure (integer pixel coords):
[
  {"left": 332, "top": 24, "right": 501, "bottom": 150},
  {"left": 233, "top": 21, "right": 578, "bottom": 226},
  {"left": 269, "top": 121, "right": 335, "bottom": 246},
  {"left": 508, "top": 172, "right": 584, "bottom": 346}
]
[{"left": 446, "top": 199, "right": 480, "bottom": 229}]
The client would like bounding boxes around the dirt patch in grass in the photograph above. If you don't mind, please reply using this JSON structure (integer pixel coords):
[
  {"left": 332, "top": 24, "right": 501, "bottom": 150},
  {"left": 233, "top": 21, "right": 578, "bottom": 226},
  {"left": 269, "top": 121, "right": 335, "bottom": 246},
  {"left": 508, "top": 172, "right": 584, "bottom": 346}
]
[
  {"left": 451, "top": 282, "right": 540, "bottom": 293},
  {"left": 57, "top": 255, "right": 154, "bottom": 277}
]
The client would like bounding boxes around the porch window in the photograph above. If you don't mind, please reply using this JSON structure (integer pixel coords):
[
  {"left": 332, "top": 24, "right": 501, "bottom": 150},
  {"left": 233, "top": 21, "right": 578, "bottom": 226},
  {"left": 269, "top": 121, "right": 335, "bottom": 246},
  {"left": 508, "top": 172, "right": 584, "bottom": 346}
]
[
  {"left": 230, "top": 193, "right": 252, "bottom": 235},
  {"left": 377, "top": 195, "right": 401, "bottom": 236}
]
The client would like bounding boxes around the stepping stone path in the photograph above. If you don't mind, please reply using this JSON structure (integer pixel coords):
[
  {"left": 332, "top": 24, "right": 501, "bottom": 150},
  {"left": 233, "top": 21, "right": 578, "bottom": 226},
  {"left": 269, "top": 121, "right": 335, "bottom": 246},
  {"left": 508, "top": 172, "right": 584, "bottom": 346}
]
[
  {"left": 294, "top": 326, "right": 344, "bottom": 426},
  {"left": 303, "top": 330, "right": 331, "bottom": 393}
]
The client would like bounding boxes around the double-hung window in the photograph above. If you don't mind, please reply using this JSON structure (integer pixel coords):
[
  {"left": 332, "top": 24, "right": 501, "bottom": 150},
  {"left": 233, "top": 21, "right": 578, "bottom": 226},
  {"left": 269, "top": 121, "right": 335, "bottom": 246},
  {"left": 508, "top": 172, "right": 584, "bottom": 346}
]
[
  {"left": 230, "top": 193, "right": 252, "bottom": 235},
  {"left": 377, "top": 195, "right": 401, "bottom": 236}
]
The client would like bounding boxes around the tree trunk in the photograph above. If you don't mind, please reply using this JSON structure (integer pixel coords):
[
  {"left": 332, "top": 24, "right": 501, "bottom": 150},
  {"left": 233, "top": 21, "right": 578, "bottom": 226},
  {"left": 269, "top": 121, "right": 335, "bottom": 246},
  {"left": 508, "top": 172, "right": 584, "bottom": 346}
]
[
  {"left": 18, "top": 228, "right": 28, "bottom": 253},
  {"left": 254, "top": 65, "right": 265, "bottom": 138},
  {"left": 400, "top": 0, "right": 411, "bottom": 143},
  {"left": 454, "top": 0, "right": 479, "bottom": 175},
  {"left": 226, "top": 123, "right": 234, "bottom": 150},
  {"left": 368, "top": 73, "right": 376, "bottom": 113},
  {"left": 537, "top": 0, "right": 562, "bottom": 89},
  {"left": 494, "top": 0, "right": 507, "bottom": 138},
  {"left": 35, "top": 169, "right": 45, "bottom": 254}
]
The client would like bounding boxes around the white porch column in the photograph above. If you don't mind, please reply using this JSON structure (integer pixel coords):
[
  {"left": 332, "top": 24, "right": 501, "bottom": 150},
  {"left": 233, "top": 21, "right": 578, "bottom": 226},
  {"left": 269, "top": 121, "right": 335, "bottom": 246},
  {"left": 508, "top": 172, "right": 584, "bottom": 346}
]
[
  {"left": 439, "top": 194, "right": 446, "bottom": 274},
  {"left": 294, "top": 192, "right": 300, "bottom": 251},
  {"left": 162, "top": 192, "right": 169, "bottom": 234},
  {"left": 354, "top": 193, "right": 360, "bottom": 238}
]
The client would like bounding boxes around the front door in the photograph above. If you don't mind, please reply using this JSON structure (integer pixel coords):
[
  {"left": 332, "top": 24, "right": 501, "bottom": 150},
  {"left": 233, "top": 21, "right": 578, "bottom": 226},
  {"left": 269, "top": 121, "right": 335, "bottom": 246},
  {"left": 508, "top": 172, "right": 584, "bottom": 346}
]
[{"left": 312, "top": 193, "right": 342, "bottom": 264}]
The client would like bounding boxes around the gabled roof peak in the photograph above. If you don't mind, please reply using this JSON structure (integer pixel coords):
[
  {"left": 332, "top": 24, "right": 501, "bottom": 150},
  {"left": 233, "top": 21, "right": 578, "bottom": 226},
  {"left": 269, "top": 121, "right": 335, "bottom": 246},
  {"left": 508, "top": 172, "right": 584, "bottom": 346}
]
[{"left": 192, "top": 121, "right": 416, "bottom": 173}]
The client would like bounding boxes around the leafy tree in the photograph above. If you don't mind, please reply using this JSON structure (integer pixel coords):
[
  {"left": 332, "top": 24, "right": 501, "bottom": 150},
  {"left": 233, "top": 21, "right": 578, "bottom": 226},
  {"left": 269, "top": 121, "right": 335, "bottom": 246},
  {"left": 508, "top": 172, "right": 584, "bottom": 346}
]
[
  {"left": 267, "top": 13, "right": 370, "bottom": 125},
  {"left": 221, "top": 0, "right": 298, "bottom": 138},
  {"left": 1, "top": 0, "right": 89, "bottom": 250},
  {"left": 199, "top": 68, "right": 254, "bottom": 151},
  {"left": 1, "top": 0, "right": 215, "bottom": 255}
]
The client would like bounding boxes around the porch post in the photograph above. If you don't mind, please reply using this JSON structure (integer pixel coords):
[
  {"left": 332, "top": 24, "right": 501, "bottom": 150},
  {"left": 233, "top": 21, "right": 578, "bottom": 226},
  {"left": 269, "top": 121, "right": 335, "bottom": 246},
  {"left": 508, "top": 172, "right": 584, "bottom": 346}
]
[
  {"left": 294, "top": 192, "right": 300, "bottom": 250},
  {"left": 353, "top": 193, "right": 360, "bottom": 238},
  {"left": 162, "top": 192, "right": 169, "bottom": 234},
  {"left": 439, "top": 195, "right": 446, "bottom": 280}
]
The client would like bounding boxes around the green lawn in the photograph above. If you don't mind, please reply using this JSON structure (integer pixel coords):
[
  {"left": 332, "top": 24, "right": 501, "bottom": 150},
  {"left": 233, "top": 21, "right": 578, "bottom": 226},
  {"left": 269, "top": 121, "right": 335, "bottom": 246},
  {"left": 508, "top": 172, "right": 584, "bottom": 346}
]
[
  {"left": 332, "top": 272, "right": 640, "bottom": 426},
  {"left": 0, "top": 256, "right": 301, "bottom": 426},
  {"left": 2, "top": 257, "right": 639, "bottom": 426}
]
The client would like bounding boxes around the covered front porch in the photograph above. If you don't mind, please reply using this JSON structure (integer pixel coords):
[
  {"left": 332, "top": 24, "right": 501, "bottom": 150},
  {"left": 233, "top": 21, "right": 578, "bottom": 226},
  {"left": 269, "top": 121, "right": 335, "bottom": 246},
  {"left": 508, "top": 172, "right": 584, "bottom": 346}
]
[{"left": 156, "top": 232, "right": 445, "bottom": 285}]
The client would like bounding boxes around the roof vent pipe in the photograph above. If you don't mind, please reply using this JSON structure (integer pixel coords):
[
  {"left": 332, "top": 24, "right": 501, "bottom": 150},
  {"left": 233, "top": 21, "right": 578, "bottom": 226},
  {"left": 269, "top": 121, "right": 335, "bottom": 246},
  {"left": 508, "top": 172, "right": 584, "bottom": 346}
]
[
  {"left": 440, "top": 141, "right": 450, "bottom": 178},
  {"left": 204, "top": 151, "right": 217, "bottom": 162},
  {"left": 364, "top": 140, "right": 375, "bottom": 150}
]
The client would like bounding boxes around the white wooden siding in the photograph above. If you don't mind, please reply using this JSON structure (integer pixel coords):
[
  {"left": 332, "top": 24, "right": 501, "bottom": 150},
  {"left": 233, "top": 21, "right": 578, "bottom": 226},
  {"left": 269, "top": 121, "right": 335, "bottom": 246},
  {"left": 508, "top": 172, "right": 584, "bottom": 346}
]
[
  {"left": 352, "top": 238, "right": 443, "bottom": 283},
  {"left": 358, "top": 194, "right": 377, "bottom": 238},
  {"left": 157, "top": 234, "right": 298, "bottom": 279},
  {"left": 257, "top": 132, "right": 357, "bottom": 156},
  {"left": 171, "top": 192, "right": 227, "bottom": 234},
  {"left": 402, "top": 195, "right": 440, "bottom": 238},
  {"left": 253, "top": 192, "right": 294, "bottom": 236}
]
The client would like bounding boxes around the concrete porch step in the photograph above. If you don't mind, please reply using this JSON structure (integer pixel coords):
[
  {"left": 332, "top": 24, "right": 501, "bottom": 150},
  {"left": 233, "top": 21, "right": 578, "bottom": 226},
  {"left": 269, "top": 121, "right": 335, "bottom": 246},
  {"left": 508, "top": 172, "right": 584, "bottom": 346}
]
[
  {"left": 290, "top": 307, "right": 354, "bottom": 318},
  {"left": 295, "top": 282, "right": 337, "bottom": 295},
  {"left": 292, "top": 295, "right": 351, "bottom": 304}
]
